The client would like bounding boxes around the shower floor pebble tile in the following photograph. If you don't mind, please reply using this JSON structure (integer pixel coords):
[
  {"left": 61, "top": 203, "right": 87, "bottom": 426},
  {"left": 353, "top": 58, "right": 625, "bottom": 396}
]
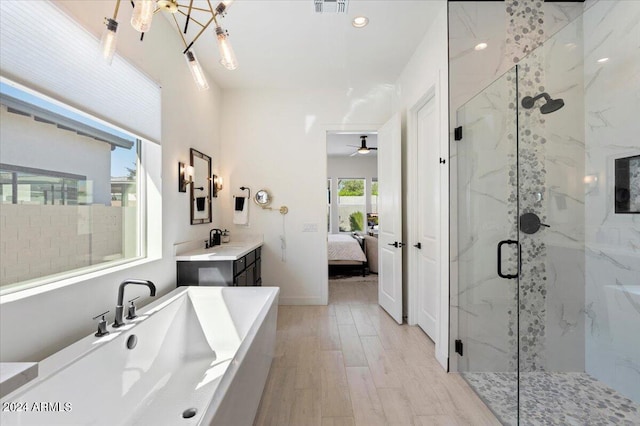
[{"left": 461, "top": 372, "right": 640, "bottom": 426}]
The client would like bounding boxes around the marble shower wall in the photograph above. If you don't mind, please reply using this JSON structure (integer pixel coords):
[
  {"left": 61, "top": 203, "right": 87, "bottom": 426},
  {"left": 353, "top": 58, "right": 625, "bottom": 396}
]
[
  {"left": 449, "top": 0, "right": 585, "bottom": 124},
  {"left": 583, "top": 0, "right": 640, "bottom": 403},
  {"left": 516, "top": 7, "right": 587, "bottom": 373},
  {"left": 455, "top": 69, "right": 518, "bottom": 372},
  {"left": 451, "top": 0, "right": 587, "bottom": 373}
]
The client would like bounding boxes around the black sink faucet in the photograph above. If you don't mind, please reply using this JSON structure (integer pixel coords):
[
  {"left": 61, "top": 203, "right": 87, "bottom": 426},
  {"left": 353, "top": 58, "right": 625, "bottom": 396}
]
[
  {"left": 209, "top": 228, "right": 222, "bottom": 247},
  {"left": 113, "top": 279, "right": 156, "bottom": 328}
]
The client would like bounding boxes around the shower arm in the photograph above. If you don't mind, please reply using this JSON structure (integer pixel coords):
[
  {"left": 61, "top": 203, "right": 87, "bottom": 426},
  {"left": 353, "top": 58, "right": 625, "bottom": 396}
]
[{"left": 528, "top": 93, "right": 552, "bottom": 104}]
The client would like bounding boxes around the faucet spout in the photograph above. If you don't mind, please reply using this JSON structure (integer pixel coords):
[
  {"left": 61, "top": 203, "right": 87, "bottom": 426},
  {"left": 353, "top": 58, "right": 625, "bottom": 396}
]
[{"left": 113, "top": 279, "right": 156, "bottom": 328}]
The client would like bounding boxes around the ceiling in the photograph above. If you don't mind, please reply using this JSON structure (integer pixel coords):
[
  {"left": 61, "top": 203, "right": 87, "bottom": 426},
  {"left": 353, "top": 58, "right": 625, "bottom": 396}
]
[
  {"left": 326, "top": 132, "right": 377, "bottom": 157},
  {"left": 53, "top": 0, "right": 439, "bottom": 91},
  {"left": 169, "top": 0, "right": 439, "bottom": 90}
]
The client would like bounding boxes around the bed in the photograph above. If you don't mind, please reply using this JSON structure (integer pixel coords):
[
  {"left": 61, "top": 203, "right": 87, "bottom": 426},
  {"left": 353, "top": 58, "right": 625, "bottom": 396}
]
[{"left": 328, "top": 233, "right": 367, "bottom": 276}]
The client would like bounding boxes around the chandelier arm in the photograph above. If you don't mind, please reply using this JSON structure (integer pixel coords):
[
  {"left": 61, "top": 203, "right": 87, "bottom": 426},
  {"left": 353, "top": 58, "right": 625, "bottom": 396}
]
[
  {"left": 184, "top": 0, "right": 194, "bottom": 33},
  {"left": 177, "top": 10, "right": 207, "bottom": 28},
  {"left": 182, "top": 16, "right": 214, "bottom": 54},
  {"left": 171, "top": 13, "right": 189, "bottom": 49},
  {"left": 112, "top": 0, "right": 122, "bottom": 20},
  {"left": 176, "top": 4, "right": 212, "bottom": 13},
  {"left": 207, "top": 0, "right": 217, "bottom": 16}
]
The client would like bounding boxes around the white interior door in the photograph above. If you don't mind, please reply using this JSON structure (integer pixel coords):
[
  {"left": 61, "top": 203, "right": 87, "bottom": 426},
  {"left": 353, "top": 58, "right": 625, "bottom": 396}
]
[
  {"left": 377, "top": 113, "right": 403, "bottom": 324},
  {"left": 416, "top": 98, "right": 439, "bottom": 339}
]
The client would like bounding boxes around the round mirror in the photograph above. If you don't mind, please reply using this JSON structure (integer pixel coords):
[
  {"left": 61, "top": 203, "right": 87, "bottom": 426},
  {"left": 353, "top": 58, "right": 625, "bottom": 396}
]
[{"left": 254, "top": 189, "right": 272, "bottom": 207}]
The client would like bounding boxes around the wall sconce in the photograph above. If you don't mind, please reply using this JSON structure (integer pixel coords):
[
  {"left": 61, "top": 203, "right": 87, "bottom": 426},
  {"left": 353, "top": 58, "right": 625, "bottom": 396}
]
[
  {"left": 179, "top": 162, "right": 194, "bottom": 192},
  {"left": 212, "top": 175, "right": 224, "bottom": 197}
]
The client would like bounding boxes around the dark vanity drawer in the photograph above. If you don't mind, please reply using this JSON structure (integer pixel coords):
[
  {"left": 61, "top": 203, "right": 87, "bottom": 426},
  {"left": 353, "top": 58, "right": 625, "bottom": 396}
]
[
  {"left": 234, "top": 270, "right": 247, "bottom": 287},
  {"left": 255, "top": 247, "right": 261, "bottom": 259},
  {"left": 245, "top": 249, "right": 256, "bottom": 265},
  {"left": 233, "top": 257, "right": 246, "bottom": 275}
]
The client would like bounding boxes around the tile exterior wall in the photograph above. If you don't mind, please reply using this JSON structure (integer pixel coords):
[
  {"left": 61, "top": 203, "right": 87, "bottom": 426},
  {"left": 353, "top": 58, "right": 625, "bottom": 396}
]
[{"left": 0, "top": 204, "right": 129, "bottom": 286}]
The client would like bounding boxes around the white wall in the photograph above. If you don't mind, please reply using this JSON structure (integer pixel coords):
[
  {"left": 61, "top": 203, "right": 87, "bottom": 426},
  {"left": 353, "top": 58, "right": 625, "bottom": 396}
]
[
  {"left": 327, "top": 155, "right": 377, "bottom": 234},
  {"left": 219, "top": 87, "right": 391, "bottom": 304},
  {"left": 392, "top": 0, "right": 450, "bottom": 368},
  {"left": 0, "top": 105, "right": 113, "bottom": 204},
  {"left": 0, "top": 1, "right": 223, "bottom": 362}
]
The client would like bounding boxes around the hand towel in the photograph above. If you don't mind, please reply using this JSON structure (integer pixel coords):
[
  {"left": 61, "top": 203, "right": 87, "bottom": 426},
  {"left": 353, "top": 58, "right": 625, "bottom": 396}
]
[
  {"left": 196, "top": 197, "right": 206, "bottom": 211},
  {"left": 233, "top": 196, "right": 249, "bottom": 225},
  {"left": 235, "top": 196, "right": 245, "bottom": 211}
]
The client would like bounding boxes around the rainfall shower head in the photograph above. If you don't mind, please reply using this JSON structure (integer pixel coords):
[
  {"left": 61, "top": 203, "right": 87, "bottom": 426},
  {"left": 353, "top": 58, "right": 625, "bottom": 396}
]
[{"left": 521, "top": 92, "right": 565, "bottom": 114}]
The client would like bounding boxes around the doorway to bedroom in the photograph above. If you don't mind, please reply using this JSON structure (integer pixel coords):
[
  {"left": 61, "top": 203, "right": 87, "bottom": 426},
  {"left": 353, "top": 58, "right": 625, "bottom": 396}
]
[{"left": 326, "top": 131, "right": 379, "bottom": 304}]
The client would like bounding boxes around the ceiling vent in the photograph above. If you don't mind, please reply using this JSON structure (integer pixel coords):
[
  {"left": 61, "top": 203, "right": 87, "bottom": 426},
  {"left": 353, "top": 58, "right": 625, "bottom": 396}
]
[{"left": 314, "top": 0, "right": 348, "bottom": 14}]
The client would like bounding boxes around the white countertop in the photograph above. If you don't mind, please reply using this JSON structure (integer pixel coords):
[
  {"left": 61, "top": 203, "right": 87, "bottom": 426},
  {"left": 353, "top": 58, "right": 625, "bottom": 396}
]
[
  {"left": 176, "top": 240, "right": 263, "bottom": 261},
  {"left": 1, "top": 362, "right": 38, "bottom": 398}
]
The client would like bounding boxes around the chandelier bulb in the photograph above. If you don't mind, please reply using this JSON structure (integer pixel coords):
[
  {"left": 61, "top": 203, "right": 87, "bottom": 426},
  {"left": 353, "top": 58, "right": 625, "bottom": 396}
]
[
  {"left": 131, "top": 0, "right": 155, "bottom": 33},
  {"left": 100, "top": 18, "right": 119, "bottom": 65},
  {"left": 185, "top": 50, "right": 210, "bottom": 90},
  {"left": 215, "top": 26, "right": 238, "bottom": 70}
]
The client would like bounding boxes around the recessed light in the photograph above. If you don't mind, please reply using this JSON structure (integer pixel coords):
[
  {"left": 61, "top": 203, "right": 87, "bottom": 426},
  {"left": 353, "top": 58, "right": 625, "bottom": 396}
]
[
  {"left": 597, "top": 57, "right": 610, "bottom": 63},
  {"left": 474, "top": 42, "right": 488, "bottom": 51},
  {"left": 352, "top": 16, "right": 369, "bottom": 28}
]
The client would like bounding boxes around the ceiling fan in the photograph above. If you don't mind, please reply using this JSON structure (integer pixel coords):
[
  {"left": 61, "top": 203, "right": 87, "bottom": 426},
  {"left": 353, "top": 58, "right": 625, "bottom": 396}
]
[{"left": 349, "top": 135, "right": 377, "bottom": 156}]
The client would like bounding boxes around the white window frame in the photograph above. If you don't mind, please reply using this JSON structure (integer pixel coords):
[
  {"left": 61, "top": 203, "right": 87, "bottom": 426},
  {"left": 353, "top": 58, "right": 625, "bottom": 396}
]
[{"left": 0, "top": 80, "right": 162, "bottom": 302}]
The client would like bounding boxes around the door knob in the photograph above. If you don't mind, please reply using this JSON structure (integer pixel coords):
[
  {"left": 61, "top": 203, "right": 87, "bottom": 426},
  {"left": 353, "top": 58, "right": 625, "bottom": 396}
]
[
  {"left": 413, "top": 242, "right": 422, "bottom": 249},
  {"left": 388, "top": 242, "right": 399, "bottom": 248}
]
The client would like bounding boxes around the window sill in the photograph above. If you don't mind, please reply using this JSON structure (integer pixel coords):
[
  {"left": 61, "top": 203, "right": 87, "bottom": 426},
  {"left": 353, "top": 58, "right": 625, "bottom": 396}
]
[{"left": 0, "top": 255, "right": 161, "bottom": 304}]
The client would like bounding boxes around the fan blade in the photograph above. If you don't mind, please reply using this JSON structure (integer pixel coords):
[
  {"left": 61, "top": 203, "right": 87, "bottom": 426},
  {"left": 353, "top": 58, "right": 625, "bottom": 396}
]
[
  {"left": 347, "top": 145, "right": 361, "bottom": 148},
  {"left": 370, "top": 147, "right": 378, "bottom": 150},
  {"left": 349, "top": 151, "right": 359, "bottom": 157}
]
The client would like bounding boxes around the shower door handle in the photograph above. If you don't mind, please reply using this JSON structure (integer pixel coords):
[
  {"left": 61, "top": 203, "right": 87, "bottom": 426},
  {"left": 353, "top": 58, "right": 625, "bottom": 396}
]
[{"left": 497, "top": 240, "right": 518, "bottom": 279}]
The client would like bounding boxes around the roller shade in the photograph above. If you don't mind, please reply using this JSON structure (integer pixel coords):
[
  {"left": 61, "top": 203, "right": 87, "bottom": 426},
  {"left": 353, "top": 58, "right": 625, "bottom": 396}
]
[{"left": 0, "top": 1, "right": 161, "bottom": 143}]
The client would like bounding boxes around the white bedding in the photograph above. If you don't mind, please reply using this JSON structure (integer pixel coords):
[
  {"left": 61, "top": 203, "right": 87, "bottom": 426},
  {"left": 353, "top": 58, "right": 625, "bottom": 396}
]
[{"left": 328, "top": 234, "right": 367, "bottom": 262}]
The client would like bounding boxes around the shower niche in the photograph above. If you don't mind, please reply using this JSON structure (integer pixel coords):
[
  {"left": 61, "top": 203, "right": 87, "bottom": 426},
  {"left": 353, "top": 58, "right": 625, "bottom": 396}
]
[{"left": 615, "top": 155, "right": 640, "bottom": 213}]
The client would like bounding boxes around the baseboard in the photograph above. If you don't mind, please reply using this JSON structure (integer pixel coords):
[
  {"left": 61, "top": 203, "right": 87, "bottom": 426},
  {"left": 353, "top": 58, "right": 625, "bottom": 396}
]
[{"left": 278, "top": 296, "right": 325, "bottom": 305}]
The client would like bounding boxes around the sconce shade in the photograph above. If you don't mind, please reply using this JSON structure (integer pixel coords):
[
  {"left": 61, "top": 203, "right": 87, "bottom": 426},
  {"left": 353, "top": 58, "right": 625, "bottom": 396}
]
[
  {"left": 179, "top": 162, "right": 194, "bottom": 192},
  {"left": 212, "top": 175, "right": 223, "bottom": 197}
]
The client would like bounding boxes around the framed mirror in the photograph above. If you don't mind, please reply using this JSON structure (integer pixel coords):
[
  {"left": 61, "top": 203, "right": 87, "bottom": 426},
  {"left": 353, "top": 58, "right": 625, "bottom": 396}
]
[
  {"left": 254, "top": 189, "right": 272, "bottom": 207},
  {"left": 190, "top": 148, "right": 212, "bottom": 225}
]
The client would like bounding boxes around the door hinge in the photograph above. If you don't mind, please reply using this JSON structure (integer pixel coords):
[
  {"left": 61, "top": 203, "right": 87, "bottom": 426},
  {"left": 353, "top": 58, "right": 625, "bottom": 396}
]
[
  {"left": 439, "top": 158, "right": 446, "bottom": 164},
  {"left": 455, "top": 339, "right": 463, "bottom": 356},
  {"left": 454, "top": 126, "right": 463, "bottom": 141}
]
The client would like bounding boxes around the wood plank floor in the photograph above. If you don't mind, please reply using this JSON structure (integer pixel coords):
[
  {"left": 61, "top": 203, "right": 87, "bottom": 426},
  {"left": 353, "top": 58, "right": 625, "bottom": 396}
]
[{"left": 254, "top": 277, "right": 500, "bottom": 426}]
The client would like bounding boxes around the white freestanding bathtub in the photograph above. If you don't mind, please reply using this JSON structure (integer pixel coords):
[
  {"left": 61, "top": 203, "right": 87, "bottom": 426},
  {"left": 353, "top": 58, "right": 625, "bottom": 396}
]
[{"left": 1, "top": 286, "right": 279, "bottom": 426}]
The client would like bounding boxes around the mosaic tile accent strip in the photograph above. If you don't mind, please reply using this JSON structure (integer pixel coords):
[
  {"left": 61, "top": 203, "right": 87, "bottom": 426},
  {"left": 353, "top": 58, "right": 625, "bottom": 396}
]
[
  {"left": 629, "top": 156, "right": 640, "bottom": 212},
  {"left": 462, "top": 372, "right": 640, "bottom": 426},
  {"left": 505, "top": 0, "right": 549, "bottom": 372}
]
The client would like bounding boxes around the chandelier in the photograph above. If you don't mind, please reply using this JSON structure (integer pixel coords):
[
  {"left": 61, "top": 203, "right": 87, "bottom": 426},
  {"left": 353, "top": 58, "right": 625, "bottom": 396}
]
[{"left": 100, "top": 0, "right": 238, "bottom": 90}]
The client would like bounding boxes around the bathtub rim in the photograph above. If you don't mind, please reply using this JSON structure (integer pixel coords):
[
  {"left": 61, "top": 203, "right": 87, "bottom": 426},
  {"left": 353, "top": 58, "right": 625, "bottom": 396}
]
[
  {"left": 0, "top": 286, "right": 280, "bottom": 405},
  {"left": 198, "top": 285, "right": 279, "bottom": 425}
]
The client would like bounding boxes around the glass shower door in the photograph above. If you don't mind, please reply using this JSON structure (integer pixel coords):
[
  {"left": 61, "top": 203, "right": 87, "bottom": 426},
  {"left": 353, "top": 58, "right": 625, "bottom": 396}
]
[{"left": 455, "top": 68, "right": 520, "bottom": 425}]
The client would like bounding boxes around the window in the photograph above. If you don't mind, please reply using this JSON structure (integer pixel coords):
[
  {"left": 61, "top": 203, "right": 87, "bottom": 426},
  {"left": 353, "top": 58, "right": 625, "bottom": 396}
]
[
  {"left": 327, "top": 178, "right": 331, "bottom": 232},
  {"left": 337, "top": 178, "right": 366, "bottom": 232},
  {"left": 371, "top": 178, "right": 378, "bottom": 214},
  {"left": 0, "top": 81, "right": 146, "bottom": 292}
]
